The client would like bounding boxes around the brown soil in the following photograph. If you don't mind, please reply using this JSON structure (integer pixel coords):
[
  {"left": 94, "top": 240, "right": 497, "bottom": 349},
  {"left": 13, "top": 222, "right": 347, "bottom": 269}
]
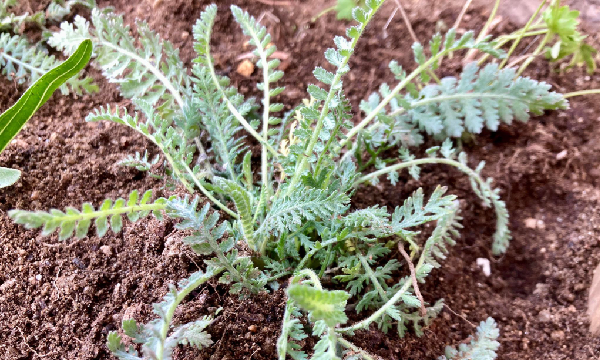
[{"left": 1, "top": 0, "right": 600, "bottom": 359}]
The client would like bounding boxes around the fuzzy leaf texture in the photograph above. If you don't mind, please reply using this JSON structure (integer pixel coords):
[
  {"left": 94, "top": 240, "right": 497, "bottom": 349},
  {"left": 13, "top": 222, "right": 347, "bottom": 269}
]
[
  {"left": 190, "top": 65, "right": 250, "bottom": 180},
  {"left": 374, "top": 62, "right": 568, "bottom": 141},
  {"left": 0, "top": 34, "right": 97, "bottom": 95},
  {"left": 212, "top": 177, "right": 257, "bottom": 251},
  {"left": 0, "top": 0, "right": 44, "bottom": 32},
  {"left": 49, "top": 9, "right": 190, "bottom": 118},
  {"left": 287, "top": 284, "right": 350, "bottom": 327},
  {"left": 8, "top": 190, "right": 167, "bottom": 240},
  {"left": 108, "top": 267, "right": 220, "bottom": 360},
  {"left": 439, "top": 317, "right": 500, "bottom": 360},
  {"left": 166, "top": 196, "right": 265, "bottom": 294},
  {"left": 0, "top": 167, "right": 20, "bottom": 188},
  {"left": 257, "top": 187, "right": 350, "bottom": 239}
]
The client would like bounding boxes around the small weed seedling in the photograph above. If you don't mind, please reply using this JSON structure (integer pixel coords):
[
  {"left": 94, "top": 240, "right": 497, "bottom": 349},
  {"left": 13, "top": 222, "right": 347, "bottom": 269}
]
[{"left": 7, "top": 0, "right": 598, "bottom": 359}]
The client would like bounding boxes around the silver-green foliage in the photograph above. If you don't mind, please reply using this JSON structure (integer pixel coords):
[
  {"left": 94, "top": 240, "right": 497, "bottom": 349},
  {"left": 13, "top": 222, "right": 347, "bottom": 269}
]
[
  {"left": 364, "top": 61, "right": 567, "bottom": 142},
  {"left": 438, "top": 317, "right": 500, "bottom": 360},
  {"left": 108, "top": 267, "right": 219, "bottom": 360},
  {"left": 8, "top": 190, "right": 168, "bottom": 240},
  {"left": 6, "top": 0, "right": 571, "bottom": 359},
  {"left": 49, "top": 9, "right": 190, "bottom": 119}
]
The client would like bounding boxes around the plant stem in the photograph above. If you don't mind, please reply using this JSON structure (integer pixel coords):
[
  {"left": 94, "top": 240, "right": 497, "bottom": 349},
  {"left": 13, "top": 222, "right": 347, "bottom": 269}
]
[
  {"left": 285, "top": 3, "right": 384, "bottom": 197},
  {"left": 337, "top": 278, "right": 412, "bottom": 333},
  {"left": 294, "top": 268, "right": 323, "bottom": 290},
  {"left": 477, "top": 0, "right": 500, "bottom": 43},
  {"left": 265, "top": 271, "right": 292, "bottom": 283},
  {"left": 183, "top": 164, "right": 239, "bottom": 218},
  {"left": 353, "top": 157, "right": 480, "bottom": 187},
  {"left": 516, "top": 31, "right": 552, "bottom": 77},
  {"left": 338, "top": 337, "right": 378, "bottom": 360},
  {"left": 296, "top": 237, "right": 339, "bottom": 271},
  {"left": 564, "top": 89, "right": 600, "bottom": 98},
  {"left": 358, "top": 253, "right": 389, "bottom": 302},
  {"left": 99, "top": 40, "right": 186, "bottom": 111},
  {"left": 155, "top": 267, "right": 224, "bottom": 360},
  {"left": 477, "top": 29, "right": 548, "bottom": 66},
  {"left": 340, "top": 48, "right": 469, "bottom": 147},
  {"left": 204, "top": 44, "right": 280, "bottom": 158},
  {"left": 311, "top": 5, "right": 336, "bottom": 22},
  {"left": 500, "top": 0, "right": 547, "bottom": 68}
]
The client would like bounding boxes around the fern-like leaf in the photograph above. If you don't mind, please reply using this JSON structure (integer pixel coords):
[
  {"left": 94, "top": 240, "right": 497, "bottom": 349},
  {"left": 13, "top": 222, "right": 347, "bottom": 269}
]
[
  {"left": 212, "top": 177, "right": 257, "bottom": 251},
  {"left": 49, "top": 9, "right": 189, "bottom": 118},
  {"left": 8, "top": 190, "right": 167, "bottom": 240},
  {"left": 439, "top": 317, "right": 500, "bottom": 360},
  {"left": 401, "top": 63, "right": 568, "bottom": 138},
  {"left": 257, "top": 187, "right": 350, "bottom": 239},
  {"left": 288, "top": 284, "right": 350, "bottom": 327},
  {"left": 108, "top": 267, "right": 221, "bottom": 360}
]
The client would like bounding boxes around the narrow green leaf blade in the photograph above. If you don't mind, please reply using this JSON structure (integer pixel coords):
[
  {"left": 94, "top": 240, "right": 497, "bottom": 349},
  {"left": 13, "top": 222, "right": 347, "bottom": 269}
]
[{"left": 0, "top": 39, "right": 93, "bottom": 153}]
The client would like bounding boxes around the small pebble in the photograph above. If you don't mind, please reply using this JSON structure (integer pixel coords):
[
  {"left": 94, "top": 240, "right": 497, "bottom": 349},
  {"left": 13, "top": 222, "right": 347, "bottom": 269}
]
[
  {"left": 551, "top": 330, "right": 565, "bottom": 341},
  {"left": 35, "top": 274, "right": 42, "bottom": 281},
  {"left": 237, "top": 59, "right": 255, "bottom": 77},
  {"left": 248, "top": 324, "right": 257, "bottom": 333},
  {"left": 100, "top": 245, "right": 112, "bottom": 256},
  {"left": 556, "top": 150, "right": 568, "bottom": 160},
  {"left": 524, "top": 218, "right": 538, "bottom": 229},
  {"left": 537, "top": 309, "right": 552, "bottom": 322}
]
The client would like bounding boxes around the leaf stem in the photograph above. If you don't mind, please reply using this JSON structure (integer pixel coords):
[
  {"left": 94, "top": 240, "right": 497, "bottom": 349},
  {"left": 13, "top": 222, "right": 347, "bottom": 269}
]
[
  {"left": 516, "top": 31, "right": 552, "bottom": 77},
  {"left": 341, "top": 48, "right": 454, "bottom": 148},
  {"left": 295, "top": 237, "right": 339, "bottom": 271},
  {"left": 353, "top": 157, "right": 480, "bottom": 187},
  {"left": 338, "top": 337, "right": 378, "bottom": 360},
  {"left": 357, "top": 252, "right": 390, "bottom": 302},
  {"left": 203, "top": 41, "right": 280, "bottom": 157},
  {"left": 500, "top": 0, "right": 548, "bottom": 68},
  {"left": 564, "top": 89, "right": 600, "bottom": 98},
  {"left": 99, "top": 40, "right": 185, "bottom": 111},
  {"left": 285, "top": 3, "right": 384, "bottom": 197},
  {"left": 182, "top": 164, "right": 239, "bottom": 218},
  {"left": 155, "top": 267, "right": 224, "bottom": 360}
]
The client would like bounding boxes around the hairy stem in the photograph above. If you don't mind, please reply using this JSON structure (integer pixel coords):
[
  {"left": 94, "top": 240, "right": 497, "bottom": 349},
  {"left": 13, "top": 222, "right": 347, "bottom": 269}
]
[
  {"left": 337, "top": 278, "right": 412, "bottom": 333},
  {"left": 338, "top": 337, "right": 378, "bottom": 360},
  {"left": 99, "top": 40, "right": 185, "bottom": 111},
  {"left": 155, "top": 267, "right": 224, "bottom": 360},
  {"left": 354, "top": 157, "right": 482, "bottom": 187},
  {"left": 277, "top": 299, "right": 296, "bottom": 360},
  {"left": 182, "top": 164, "right": 239, "bottom": 218},
  {"left": 203, "top": 41, "right": 279, "bottom": 157}
]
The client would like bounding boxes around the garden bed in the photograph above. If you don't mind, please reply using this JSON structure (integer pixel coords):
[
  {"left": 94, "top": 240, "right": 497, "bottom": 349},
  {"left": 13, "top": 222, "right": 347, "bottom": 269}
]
[{"left": 1, "top": 0, "right": 600, "bottom": 359}]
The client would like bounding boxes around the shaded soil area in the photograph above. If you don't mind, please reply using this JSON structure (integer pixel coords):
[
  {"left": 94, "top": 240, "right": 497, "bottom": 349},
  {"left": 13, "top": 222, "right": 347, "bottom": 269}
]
[{"left": 1, "top": 0, "right": 600, "bottom": 359}]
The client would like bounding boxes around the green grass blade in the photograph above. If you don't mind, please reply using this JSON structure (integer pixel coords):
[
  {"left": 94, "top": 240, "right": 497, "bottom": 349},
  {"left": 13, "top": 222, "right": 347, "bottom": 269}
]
[{"left": 0, "top": 39, "right": 93, "bottom": 153}]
